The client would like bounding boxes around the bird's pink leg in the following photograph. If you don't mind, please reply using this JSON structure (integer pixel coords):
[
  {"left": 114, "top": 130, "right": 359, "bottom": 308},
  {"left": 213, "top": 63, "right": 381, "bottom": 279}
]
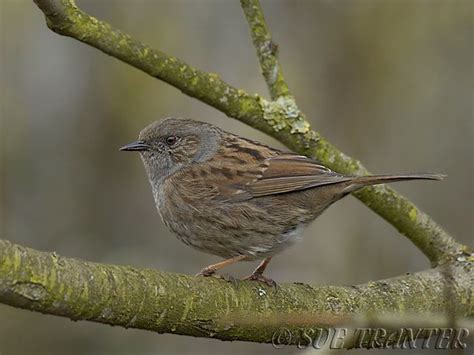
[{"left": 197, "top": 255, "right": 247, "bottom": 276}]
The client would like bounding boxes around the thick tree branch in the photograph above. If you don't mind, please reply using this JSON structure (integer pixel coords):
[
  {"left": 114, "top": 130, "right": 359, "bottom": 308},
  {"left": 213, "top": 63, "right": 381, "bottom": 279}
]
[
  {"left": 32, "top": 0, "right": 465, "bottom": 265},
  {"left": 0, "top": 239, "right": 472, "bottom": 346}
]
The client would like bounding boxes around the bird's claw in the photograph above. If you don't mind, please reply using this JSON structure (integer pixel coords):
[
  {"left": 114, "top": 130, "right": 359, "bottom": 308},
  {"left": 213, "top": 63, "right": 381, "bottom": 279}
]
[
  {"left": 196, "top": 267, "right": 215, "bottom": 277},
  {"left": 243, "top": 273, "right": 277, "bottom": 287}
]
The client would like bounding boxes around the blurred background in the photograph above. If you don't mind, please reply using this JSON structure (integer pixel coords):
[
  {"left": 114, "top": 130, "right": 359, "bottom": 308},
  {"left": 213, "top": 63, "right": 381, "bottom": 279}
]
[{"left": 0, "top": 0, "right": 472, "bottom": 354}]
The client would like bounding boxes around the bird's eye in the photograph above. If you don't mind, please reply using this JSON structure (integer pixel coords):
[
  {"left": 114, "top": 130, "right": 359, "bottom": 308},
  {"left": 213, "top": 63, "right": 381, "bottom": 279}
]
[{"left": 165, "top": 135, "right": 178, "bottom": 146}]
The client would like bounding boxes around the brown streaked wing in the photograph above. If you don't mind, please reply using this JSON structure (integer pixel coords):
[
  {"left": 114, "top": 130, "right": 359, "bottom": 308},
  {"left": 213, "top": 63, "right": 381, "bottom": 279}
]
[
  {"left": 214, "top": 154, "right": 351, "bottom": 202},
  {"left": 258, "top": 154, "right": 333, "bottom": 177},
  {"left": 247, "top": 154, "right": 350, "bottom": 198}
]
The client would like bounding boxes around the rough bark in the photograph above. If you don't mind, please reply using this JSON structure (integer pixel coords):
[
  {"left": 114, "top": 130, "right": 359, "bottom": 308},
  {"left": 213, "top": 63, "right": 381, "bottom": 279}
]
[{"left": 0, "top": 239, "right": 472, "bottom": 345}]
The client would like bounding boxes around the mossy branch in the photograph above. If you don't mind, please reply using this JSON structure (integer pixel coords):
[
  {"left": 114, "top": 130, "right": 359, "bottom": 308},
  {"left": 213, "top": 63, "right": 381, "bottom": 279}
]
[
  {"left": 240, "top": 0, "right": 290, "bottom": 100},
  {"left": 0, "top": 239, "right": 472, "bottom": 346}
]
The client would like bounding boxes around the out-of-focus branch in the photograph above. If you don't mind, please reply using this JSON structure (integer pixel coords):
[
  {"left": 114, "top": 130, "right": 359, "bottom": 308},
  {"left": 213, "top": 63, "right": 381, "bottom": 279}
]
[
  {"left": 31, "top": 0, "right": 466, "bottom": 265},
  {"left": 0, "top": 239, "right": 472, "bottom": 346}
]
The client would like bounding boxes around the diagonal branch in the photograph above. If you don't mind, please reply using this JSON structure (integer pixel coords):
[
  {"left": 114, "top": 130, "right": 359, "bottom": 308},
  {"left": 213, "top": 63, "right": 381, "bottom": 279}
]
[
  {"left": 31, "top": 0, "right": 465, "bottom": 265},
  {"left": 239, "top": 1, "right": 469, "bottom": 266},
  {"left": 32, "top": 0, "right": 265, "bottom": 130},
  {"left": 31, "top": 0, "right": 466, "bottom": 265},
  {"left": 0, "top": 239, "right": 472, "bottom": 346}
]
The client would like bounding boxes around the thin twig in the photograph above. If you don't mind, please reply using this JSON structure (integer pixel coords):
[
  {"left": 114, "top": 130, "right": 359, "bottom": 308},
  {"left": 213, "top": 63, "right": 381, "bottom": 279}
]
[{"left": 240, "top": 0, "right": 290, "bottom": 99}]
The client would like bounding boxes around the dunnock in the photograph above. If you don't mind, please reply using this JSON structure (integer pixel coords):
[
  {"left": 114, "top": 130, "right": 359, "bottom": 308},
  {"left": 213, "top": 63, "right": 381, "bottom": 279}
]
[{"left": 121, "top": 117, "right": 443, "bottom": 285}]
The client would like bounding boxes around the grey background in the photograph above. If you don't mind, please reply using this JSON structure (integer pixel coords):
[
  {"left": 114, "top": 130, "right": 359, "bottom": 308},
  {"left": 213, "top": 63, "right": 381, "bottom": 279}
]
[{"left": 0, "top": 0, "right": 472, "bottom": 354}]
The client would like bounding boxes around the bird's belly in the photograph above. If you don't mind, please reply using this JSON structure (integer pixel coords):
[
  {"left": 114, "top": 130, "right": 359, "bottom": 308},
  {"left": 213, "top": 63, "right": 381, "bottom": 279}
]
[
  {"left": 170, "top": 221, "right": 306, "bottom": 259},
  {"left": 158, "top": 198, "right": 309, "bottom": 260}
]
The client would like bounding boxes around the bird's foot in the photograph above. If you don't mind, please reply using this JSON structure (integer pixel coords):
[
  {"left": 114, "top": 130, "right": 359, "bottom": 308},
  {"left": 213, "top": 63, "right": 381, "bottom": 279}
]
[
  {"left": 196, "top": 267, "right": 216, "bottom": 277},
  {"left": 243, "top": 272, "right": 277, "bottom": 287}
]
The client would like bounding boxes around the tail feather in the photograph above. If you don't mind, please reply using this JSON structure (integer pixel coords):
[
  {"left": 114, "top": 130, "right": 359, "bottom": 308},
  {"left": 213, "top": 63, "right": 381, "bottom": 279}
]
[{"left": 344, "top": 173, "right": 445, "bottom": 193}]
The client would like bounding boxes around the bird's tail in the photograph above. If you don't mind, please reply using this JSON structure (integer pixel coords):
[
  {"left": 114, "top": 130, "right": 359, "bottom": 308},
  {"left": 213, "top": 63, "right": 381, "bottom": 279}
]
[{"left": 343, "top": 173, "right": 445, "bottom": 193}]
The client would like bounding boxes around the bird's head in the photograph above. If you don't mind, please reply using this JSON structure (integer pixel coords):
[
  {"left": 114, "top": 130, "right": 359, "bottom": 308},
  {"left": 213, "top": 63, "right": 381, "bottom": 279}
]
[{"left": 120, "top": 117, "right": 221, "bottom": 183}]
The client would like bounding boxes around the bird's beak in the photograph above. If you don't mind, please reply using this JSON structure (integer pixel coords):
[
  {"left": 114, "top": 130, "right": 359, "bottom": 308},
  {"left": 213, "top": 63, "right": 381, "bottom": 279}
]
[{"left": 119, "top": 140, "right": 151, "bottom": 152}]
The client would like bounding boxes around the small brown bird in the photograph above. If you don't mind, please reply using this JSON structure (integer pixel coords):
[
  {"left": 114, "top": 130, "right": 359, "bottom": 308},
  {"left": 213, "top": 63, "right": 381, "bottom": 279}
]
[{"left": 120, "top": 117, "right": 443, "bottom": 285}]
